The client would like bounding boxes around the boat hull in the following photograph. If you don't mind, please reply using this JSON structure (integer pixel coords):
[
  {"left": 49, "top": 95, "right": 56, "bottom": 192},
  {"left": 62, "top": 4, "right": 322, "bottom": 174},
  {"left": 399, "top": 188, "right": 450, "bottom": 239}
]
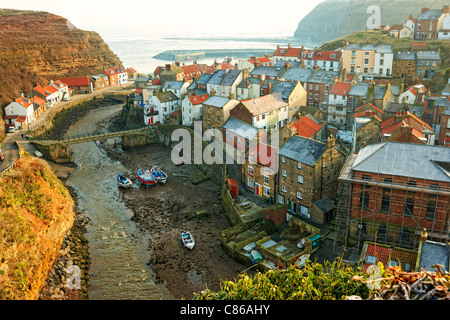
[
  {"left": 137, "top": 169, "right": 156, "bottom": 186},
  {"left": 181, "top": 231, "right": 195, "bottom": 250}
]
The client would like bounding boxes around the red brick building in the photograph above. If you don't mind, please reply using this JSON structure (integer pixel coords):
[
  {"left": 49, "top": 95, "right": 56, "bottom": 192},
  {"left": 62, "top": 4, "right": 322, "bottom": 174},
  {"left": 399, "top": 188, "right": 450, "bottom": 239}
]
[{"left": 337, "top": 142, "right": 450, "bottom": 250}]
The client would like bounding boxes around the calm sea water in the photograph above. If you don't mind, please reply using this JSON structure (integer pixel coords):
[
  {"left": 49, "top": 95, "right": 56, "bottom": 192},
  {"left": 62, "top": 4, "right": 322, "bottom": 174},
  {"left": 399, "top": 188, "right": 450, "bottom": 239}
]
[{"left": 101, "top": 31, "right": 297, "bottom": 75}]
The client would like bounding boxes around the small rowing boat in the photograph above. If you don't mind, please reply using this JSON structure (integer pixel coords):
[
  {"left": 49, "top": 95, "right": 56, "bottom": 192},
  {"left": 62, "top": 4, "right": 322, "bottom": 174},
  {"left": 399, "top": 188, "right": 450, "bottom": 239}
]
[
  {"left": 181, "top": 231, "right": 195, "bottom": 250},
  {"left": 151, "top": 165, "right": 168, "bottom": 184},
  {"left": 136, "top": 169, "right": 156, "bottom": 186},
  {"left": 35, "top": 151, "right": 43, "bottom": 157},
  {"left": 117, "top": 174, "right": 132, "bottom": 188}
]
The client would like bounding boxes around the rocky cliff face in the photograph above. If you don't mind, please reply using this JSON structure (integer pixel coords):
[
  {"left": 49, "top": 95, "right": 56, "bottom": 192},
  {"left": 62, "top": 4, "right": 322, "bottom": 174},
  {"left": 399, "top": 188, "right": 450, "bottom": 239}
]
[
  {"left": 293, "top": 0, "right": 449, "bottom": 46},
  {"left": 0, "top": 156, "right": 75, "bottom": 299},
  {"left": 0, "top": 9, "right": 123, "bottom": 140}
]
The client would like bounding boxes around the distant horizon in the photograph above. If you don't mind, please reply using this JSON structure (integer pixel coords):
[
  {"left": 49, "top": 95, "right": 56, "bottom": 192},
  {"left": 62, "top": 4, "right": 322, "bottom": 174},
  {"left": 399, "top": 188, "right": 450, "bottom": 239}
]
[{"left": 1, "top": 0, "right": 327, "bottom": 38}]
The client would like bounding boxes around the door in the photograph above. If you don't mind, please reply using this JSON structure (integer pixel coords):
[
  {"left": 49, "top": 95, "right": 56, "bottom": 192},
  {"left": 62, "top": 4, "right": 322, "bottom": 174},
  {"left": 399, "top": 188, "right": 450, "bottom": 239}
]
[
  {"left": 292, "top": 202, "right": 297, "bottom": 214},
  {"left": 255, "top": 183, "right": 262, "bottom": 196}
]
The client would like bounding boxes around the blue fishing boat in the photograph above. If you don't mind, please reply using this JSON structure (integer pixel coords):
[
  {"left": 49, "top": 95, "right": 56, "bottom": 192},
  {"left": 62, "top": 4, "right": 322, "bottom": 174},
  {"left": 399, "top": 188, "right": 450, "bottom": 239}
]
[
  {"left": 136, "top": 169, "right": 156, "bottom": 186},
  {"left": 181, "top": 231, "right": 195, "bottom": 250},
  {"left": 117, "top": 174, "right": 132, "bottom": 188},
  {"left": 151, "top": 165, "right": 168, "bottom": 184}
]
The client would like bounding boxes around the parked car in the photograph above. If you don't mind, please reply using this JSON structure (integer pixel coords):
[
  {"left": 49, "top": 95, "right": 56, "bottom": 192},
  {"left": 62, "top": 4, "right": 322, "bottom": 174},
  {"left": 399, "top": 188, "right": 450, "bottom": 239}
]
[{"left": 8, "top": 126, "right": 15, "bottom": 133}]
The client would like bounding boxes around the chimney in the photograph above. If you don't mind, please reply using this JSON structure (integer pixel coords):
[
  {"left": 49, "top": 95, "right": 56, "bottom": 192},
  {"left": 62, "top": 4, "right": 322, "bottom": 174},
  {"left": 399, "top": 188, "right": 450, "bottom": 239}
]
[
  {"left": 289, "top": 124, "right": 298, "bottom": 137},
  {"left": 288, "top": 43, "right": 291, "bottom": 49},
  {"left": 175, "top": 61, "right": 180, "bottom": 67},
  {"left": 420, "top": 228, "right": 428, "bottom": 242},
  {"left": 326, "top": 136, "right": 335, "bottom": 149},
  {"left": 421, "top": 7, "right": 430, "bottom": 14},
  {"left": 261, "top": 74, "right": 266, "bottom": 82},
  {"left": 443, "top": 5, "right": 449, "bottom": 14}
]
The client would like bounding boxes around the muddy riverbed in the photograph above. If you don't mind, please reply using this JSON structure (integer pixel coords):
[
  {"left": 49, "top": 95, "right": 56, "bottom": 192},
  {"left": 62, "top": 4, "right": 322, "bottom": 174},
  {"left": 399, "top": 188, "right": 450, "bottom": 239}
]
[{"left": 96, "top": 110, "right": 246, "bottom": 299}]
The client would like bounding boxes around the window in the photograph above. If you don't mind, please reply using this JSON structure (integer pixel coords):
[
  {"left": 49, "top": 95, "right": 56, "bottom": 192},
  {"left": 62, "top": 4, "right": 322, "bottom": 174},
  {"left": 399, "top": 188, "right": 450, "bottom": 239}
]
[
  {"left": 264, "top": 176, "right": 270, "bottom": 185},
  {"left": 365, "top": 51, "right": 370, "bottom": 56},
  {"left": 404, "top": 192, "right": 415, "bottom": 216},
  {"left": 248, "top": 166, "right": 254, "bottom": 176},
  {"left": 364, "top": 58, "right": 369, "bottom": 65},
  {"left": 426, "top": 194, "right": 437, "bottom": 219},
  {"left": 282, "top": 169, "right": 287, "bottom": 177},
  {"left": 300, "top": 205, "right": 309, "bottom": 216},
  {"left": 247, "top": 179, "right": 254, "bottom": 189},
  {"left": 282, "top": 185, "right": 287, "bottom": 193},
  {"left": 360, "top": 190, "right": 370, "bottom": 209},
  {"left": 278, "top": 195, "right": 285, "bottom": 204},
  {"left": 298, "top": 175, "right": 303, "bottom": 184},
  {"left": 297, "top": 162, "right": 302, "bottom": 170},
  {"left": 381, "top": 188, "right": 391, "bottom": 212},
  {"left": 263, "top": 186, "right": 270, "bottom": 197},
  {"left": 297, "top": 191, "right": 303, "bottom": 200},
  {"left": 281, "top": 156, "right": 286, "bottom": 163},
  {"left": 264, "top": 167, "right": 270, "bottom": 175}
]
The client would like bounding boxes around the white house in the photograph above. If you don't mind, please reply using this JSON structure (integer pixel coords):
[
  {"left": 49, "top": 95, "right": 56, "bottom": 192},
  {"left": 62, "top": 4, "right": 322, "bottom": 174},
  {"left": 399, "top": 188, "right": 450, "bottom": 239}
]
[
  {"left": 181, "top": 94, "right": 209, "bottom": 127},
  {"left": 143, "top": 91, "right": 179, "bottom": 125},
  {"left": 236, "top": 78, "right": 261, "bottom": 100},
  {"left": 115, "top": 68, "right": 128, "bottom": 85},
  {"left": 327, "top": 81, "right": 352, "bottom": 127},
  {"left": 374, "top": 46, "right": 394, "bottom": 77},
  {"left": 4, "top": 97, "right": 36, "bottom": 126},
  {"left": 438, "top": 15, "right": 450, "bottom": 39},
  {"left": 206, "top": 70, "right": 227, "bottom": 95},
  {"left": 219, "top": 69, "right": 244, "bottom": 98},
  {"left": 399, "top": 84, "right": 427, "bottom": 104},
  {"left": 50, "top": 80, "right": 70, "bottom": 101}
]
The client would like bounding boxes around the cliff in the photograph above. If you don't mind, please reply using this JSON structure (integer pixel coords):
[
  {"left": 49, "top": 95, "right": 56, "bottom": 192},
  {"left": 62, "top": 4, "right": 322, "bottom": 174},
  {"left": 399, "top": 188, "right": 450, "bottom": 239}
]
[
  {"left": 0, "top": 156, "right": 75, "bottom": 299},
  {"left": 293, "top": 0, "right": 449, "bottom": 46},
  {"left": 0, "top": 9, "right": 123, "bottom": 140}
]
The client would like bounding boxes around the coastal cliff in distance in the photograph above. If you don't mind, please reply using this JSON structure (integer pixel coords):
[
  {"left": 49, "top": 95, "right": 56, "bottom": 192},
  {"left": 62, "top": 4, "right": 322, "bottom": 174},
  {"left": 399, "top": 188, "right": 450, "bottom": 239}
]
[
  {"left": 293, "top": 0, "right": 449, "bottom": 46},
  {"left": 0, "top": 9, "right": 123, "bottom": 140}
]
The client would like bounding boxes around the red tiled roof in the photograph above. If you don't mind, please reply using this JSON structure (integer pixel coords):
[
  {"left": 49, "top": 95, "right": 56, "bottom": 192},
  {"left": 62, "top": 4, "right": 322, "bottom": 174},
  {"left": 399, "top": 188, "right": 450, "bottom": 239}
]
[
  {"left": 32, "top": 96, "right": 46, "bottom": 105},
  {"left": 15, "top": 97, "right": 33, "bottom": 108},
  {"left": 274, "top": 47, "right": 302, "bottom": 58},
  {"left": 354, "top": 103, "right": 383, "bottom": 115},
  {"left": 44, "top": 85, "right": 58, "bottom": 94},
  {"left": 188, "top": 94, "right": 209, "bottom": 105},
  {"left": 247, "top": 143, "right": 278, "bottom": 170},
  {"left": 181, "top": 64, "right": 203, "bottom": 80},
  {"left": 289, "top": 116, "right": 322, "bottom": 139},
  {"left": 363, "top": 242, "right": 417, "bottom": 271},
  {"left": 218, "top": 62, "right": 235, "bottom": 70},
  {"left": 58, "top": 77, "right": 92, "bottom": 87},
  {"left": 15, "top": 116, "right": 27, "bottom": 123},
  {"left": 330, "top": 81, "right": 352, "bottom": 96},
  {"left": 353, "top": 110, "right": 381, "bottom": 122},
  {"left": 380, "top": 111, "right": 432, "bottom": 132},
  {"left": 248, "top": 57, "right": 271, "bottom": 65},
  {"left": 152, "top": 79, "right": 161, "bottom": 85},
  {"left": 313, "top": 51, "right": 341, "bottom": 61},
  {"left": 34, "top": 86, "right": 49, "bottom": 97}
]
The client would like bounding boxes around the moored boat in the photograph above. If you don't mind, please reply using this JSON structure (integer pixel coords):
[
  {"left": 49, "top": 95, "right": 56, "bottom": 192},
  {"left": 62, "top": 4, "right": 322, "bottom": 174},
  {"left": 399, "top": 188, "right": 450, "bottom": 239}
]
[
  {"left": 181, "top": 231, "right": 195, "bottom": 250},
  {"left": 35, "top": 151, "right": 43, "bottom": 157},
  {"left": 117, "top": 174, "right": 132, "bottom": 188},
  {"left": 136, "top": 169, "right": 156, "bottom": 186},
  {"left": 151, "top": 165, "right": 168, "bottom": 184}
]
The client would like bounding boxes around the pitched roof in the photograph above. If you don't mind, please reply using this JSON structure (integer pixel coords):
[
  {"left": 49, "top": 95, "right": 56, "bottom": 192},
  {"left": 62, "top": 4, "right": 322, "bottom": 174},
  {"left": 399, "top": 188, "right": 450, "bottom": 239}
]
[
  {"left": 280, "top": 68, "right": 313, "bottom": 83},
  {"left": 308, "top": 70, "right": 340, "bottom": 84},
  {"left": 156, "top": 91, "right": 179, "bottom": 103},
  {"left": 163, "top": 81, "right": 185, "bottom": 90},
  {"left": 270, "top": 81, "right": 298, "bottom": 100},
  {"left": 330, "top": 81, "right": 352, "bottom": 96},
  {"left": 221, "top": 69, "right": 242, "bottom": 86},
  {"left": 31, "top": 96, "right": 46, "bottom": 105},
  {"left": 240, "top": 92, "right": 287, "bottom": 116},
  {"left": 250, "top": 65, "right": 285, "bottom": 78},
  {"left": 354, "top": 103, "right": 383, "bottom": 115},
  {"left": 208, "top": 70, "right": 227, "bottom": 85},
  {"left": 181, "top": 64, "right": 203, "bottom": 80},
  {"left": 312, "top": 51, "right": 340, "bottom": 61},
  {"left": 288, "top": 116, "right": 322, "bottom": 139},
  {"left": 203, "top": 95, "right": 230, "bottom": 108},
  {"left": 248, "top": 57, "right": 271, "bottom": 65},
  {"left": 380, "top": 111, "right": 433, "bottom": 136},
  {"left": 58, "top": 77, "right": 92, "bottom": 87},
  {"left": 352, "top": 142, "right": 450, "bottom": 182},
  {"left": 15, "top": 97, "right": 33, "bottom": 108},
  {"left": 278, "top": 135, "right": 327, "bottom": 167},
  {"left": 223, "top": 117, "right": 260, "bottom": 141},
  {"left": 362, "top": 242, "right": 417, "bottom": 271},
  {"left": 188, "top": 94, "right": 209, "bottom": 105},
  {"left": 418, "top": 240, "right": 450, "bottom": 272},
  {"left": 274, "top": 47, "right": 302, "bottom": 58}
]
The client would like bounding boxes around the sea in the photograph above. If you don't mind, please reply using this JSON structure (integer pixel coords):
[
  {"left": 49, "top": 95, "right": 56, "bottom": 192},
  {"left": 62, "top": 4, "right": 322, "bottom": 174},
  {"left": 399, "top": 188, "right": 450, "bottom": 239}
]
[{"left": 99, "top": 30, "right": 314, "bottom": 75}]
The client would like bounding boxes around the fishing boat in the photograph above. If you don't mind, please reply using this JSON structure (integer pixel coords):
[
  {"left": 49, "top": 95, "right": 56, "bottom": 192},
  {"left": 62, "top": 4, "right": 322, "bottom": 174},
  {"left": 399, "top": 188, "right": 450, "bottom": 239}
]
[
  {"left": 136, "top": 169, "right": 156, "bottom": 186},
  {"left": 117, "top": 174, "right": 132, "bottom": 188},
  {"left": 35, "top": 151, "right": 43, "bottom": 157},
  {"left": 181, "top": 231, "right": 195, "bottom": 250},
  {"left": 151, "top": 165, "right": 168, "bottom": 184}
]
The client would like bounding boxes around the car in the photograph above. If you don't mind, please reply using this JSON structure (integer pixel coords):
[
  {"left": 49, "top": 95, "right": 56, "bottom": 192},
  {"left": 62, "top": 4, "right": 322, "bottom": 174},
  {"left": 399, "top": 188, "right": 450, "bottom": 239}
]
[{"left": 8, "top": 126, "right": 15, "bottom": 133}]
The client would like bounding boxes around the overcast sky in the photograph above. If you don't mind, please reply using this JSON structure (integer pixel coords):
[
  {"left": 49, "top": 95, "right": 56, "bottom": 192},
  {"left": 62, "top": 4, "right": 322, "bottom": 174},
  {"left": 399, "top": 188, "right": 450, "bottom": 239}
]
[{"left": 2, "top": 0, "right": 327, "bottom": 36}]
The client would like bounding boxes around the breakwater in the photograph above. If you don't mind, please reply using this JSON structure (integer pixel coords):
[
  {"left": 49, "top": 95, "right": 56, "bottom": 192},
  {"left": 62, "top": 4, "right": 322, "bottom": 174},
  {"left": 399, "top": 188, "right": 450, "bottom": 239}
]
[{"left": 153, "top": 48, "right": 275, "bottom": 62}]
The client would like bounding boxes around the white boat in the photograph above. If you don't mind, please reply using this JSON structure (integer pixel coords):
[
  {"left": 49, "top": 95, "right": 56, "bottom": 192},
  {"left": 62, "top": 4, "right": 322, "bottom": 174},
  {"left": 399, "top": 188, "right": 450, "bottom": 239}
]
[
  {"left": 151, "top": 165, "right": 168, "bottom": 184},
  {"left": 181, "top": 231, "right": 195, "bottom": 250},
  {"left": 35, "top": 151, "right": 43, "bottom": 157},
  {"left": 117, "top": 174, "right": 132, "bottom": 188},
  {"left": 137, "top": 169, "right": 156, "bottom": 186}
]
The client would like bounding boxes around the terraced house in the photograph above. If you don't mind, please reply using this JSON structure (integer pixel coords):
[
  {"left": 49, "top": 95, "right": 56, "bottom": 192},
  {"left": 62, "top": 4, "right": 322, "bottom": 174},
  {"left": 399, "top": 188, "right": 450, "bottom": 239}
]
[{"left": 277, "top": 135, "right": 345, "bottom": 225}]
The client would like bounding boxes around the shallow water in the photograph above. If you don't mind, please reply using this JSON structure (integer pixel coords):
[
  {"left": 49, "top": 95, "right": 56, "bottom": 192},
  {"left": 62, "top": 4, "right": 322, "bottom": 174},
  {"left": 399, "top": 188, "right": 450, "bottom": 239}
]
[{"left": 66, "top": 105, "right": 169, "bottom": 300}]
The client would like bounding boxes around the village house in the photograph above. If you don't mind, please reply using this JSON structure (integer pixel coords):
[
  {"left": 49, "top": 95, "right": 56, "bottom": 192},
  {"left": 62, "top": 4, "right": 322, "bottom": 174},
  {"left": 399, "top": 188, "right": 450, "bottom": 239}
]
[
  {"left": 277, "top": 135, "right": 345, "bottom": 225},
  {"left": 237, "top": 56, "right": 272, "bottom": 72},
  {"left": 180, "top": 63, "right": 203, "bottom": 82},
  {"left": 438, "top": 107, "right": 450, "bottom": 146},
  {"left": 235, "top": 77, "right": 262, "bottom": 100},
  {"left": 31, "top": 95, "right": 47, "bottom": 119},
  {"left": 143, "top": 91, "right": 180, "bottom": 125},
  {"left": 202, "top": 95, "right": 239, "bottom": 140},
  {"left": 114, "top": 67, "right": 128, "bottom": 85},
  {"left": 223, "top": 117, "right": 261, "bottom": 163},
  {"left": 341, "top": 43, "right": 393, "bottom": 80},
  {"left": 337, "top": 142, "right": 450, "bottom": 249},
  {"left": 273, "top": 44, "right": 302, "bottom": 63},
  {"left": 243, "top": 142, "right": 278, "bottom": 199},
  {"left": 4, "top": 96, "right": 36, "bottom": 127},
  {"left": 91, "top": 74, "right": 110, "bottom": 90},
  {"left": 162, "top": 80, "right": 190, "bottom": 100},
  {"left": 306, "top": 69, "right": 340, "bottom": 108},
  {"left": 326, "top": 81, "right": 352, "bottom": 129},
  {"left": 413, "top": 6, "right": 449, "bottom": 40},
  {"left": 352, "top": 107, "right": 382, "bottom": 151},
  {"left": 388, "top": 25, "right": 411, "bottom": 38},
  {"left": 33, "top": 84, "right": 59, "bottom": 107},
  {"left": 250, "top": 65, "right": 286, "bottom": 81},
  {"left": 181, "top": 93, "right": 209, "bottom": 127},
  {"left": 399, "top": 84, "right": 429, "bottom": 105},
  {"left": 311, "top": 50, "right": 342, "bottom": 72},
  {"left": 392, "top": 51, "right": 417, "bottom": 79},
  {"left": 102, "top": 68, "right": 120, "bottom": 87},
  {"left": 126, "top": 67, "right": 138, "bottom": 80},
  {"left": 416, "top": 51, "right": 441, "bottom": 80},
  {"left": 438, "top": 15, "right": 450, "bottom": 39},
  {"left": 187, "top": 73, "right": 212, "bottom": 96},
  {"left": 270, "top": 81, "right": 307, "bottom": 121},
  {"left": 219, "top": 69, "right": 245, "bottom": 99},
  {"left": 229, "top": 92, "right": 289, "bottom": 132},
  {"left": 206, "top": 70, "right": 227, "bottom": 96},
  {"left": 380, "top": 111, "right": 435, "bottom": 145},
  {"left": 422, "top": 96, "right": 450, "bottom": 130}
]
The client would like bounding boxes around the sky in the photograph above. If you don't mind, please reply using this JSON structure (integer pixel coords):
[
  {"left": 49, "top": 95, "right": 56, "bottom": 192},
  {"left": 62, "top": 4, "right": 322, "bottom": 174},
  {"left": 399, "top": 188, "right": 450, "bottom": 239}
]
[{"left": 2, "top": 0, "right": 327, "bottom": 37}]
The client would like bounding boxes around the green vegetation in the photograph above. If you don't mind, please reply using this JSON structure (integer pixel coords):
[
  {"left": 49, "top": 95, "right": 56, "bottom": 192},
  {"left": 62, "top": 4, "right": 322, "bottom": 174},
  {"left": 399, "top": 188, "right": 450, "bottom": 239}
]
[{"left": 193, "top": 258, "right": 450, "bottom": 300}]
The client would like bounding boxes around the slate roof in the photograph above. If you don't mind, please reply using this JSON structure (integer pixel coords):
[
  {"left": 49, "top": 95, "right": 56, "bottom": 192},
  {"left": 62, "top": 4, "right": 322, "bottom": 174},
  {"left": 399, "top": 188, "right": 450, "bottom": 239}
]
[
  {"left": 223, "top": 117, "right": 260, "bottom": 141},
  {"left": 237, "top": 77, "right": 261, "bottom": 89},
  {"left": 314, "top": 198, "right": 336, "bottom": 213},
  {"left": 274, "top": 60, "right": 301, "bottom": 68},
  {"left": 344, "top": 44, "right": 393, "bottom": 54},
  {"left": 203, "top": 95, "right": 230, "bottom": 108},
  {"left": 197, "top": 73, "right": 213, "bottom": 85},
  {"left": 349, "top": 83, "right": 369, "bottom": 97},
  {"left": 352, "top": 142, "right": 450, "bottom": 183},
  {"left": 307, "top": 70, "right": 339, "bottom": 84},
  {"left": 278, "top": 135, "right": 326, "bottom": 167},
  {"left": 418, "top": 241, "right": 449, "bottom": 272},
  {"left": 208, "top": 70, "right": 227, "bottom": 85},
  {"left": 240, "top": 92, "right": 287, "bottom": 116},
  {"left": 221, "top": 69, "right": 242, "bottom": 86},
  {"left": 156, "top": 91, "right": 179, "bottom": 103},
  {"left": 394, "top": 51, "right": 416, "bottom": 61},
  {"left": 417, "top": 9, "right": 444, "bottom": 20},
  {"left": 163, "top": 81, "right": 185, "bottom": 90},
  {"left": 416, "top": 51, "right": 441, "bottom": 61},
  {"left": 270, "top": 81, "right": 298, "bottom": 100},
  {"left": 250, "top": 65, "right": 285, "bottom": 78},
  {"left": 280, "top": 68, "right": 313, "bottom": 83}
]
